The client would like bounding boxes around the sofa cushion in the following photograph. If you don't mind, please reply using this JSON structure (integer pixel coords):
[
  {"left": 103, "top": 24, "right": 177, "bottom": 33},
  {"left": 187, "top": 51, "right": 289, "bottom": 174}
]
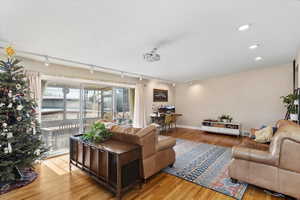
[
  {"left": 156, "top": 135, "right": 176, "bottom": 152},
  {"left": 255, "top": 126, "right": 273, "bottom": 143}
]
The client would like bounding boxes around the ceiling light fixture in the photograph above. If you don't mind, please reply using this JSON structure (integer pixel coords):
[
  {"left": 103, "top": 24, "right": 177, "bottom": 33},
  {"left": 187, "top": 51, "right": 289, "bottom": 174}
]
[
  {"left": 172, "top": 83, "right": 176, "bottom": 87},
  {"left": 249, "top": 44, "right": 260, "bottom": 50},
  {"left": 139, "top": 75, "right": 143, "bottom": 81},
  {"left": 44, "top": 55, "right": 50, "bottom": 66},
  {"left": 255, "top": 56, "right": 263, "bottom": 61},
  {"left": 143, "top": 48, "right": 160, "bottom": 62},
  {"left": 238, "top": 24, "right": 251, "bottom": 31}
]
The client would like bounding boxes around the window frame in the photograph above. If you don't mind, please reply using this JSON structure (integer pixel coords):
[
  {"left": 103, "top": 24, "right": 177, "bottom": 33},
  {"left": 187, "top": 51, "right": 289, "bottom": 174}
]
[{"left": 41, "top": 82, "right": 133, "bottom": 133}]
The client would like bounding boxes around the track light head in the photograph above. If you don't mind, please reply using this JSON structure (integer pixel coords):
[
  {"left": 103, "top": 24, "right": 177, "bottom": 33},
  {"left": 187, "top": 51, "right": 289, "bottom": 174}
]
[
  {"left": 44, "top": 56, "right": 50, "bottom": 66},
  {"left": 90, "top": 65, "right": 94, "bottom": 74}
]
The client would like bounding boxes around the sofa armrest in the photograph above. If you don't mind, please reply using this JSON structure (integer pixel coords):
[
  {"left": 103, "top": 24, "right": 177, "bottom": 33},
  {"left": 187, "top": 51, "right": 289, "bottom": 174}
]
[
  {"left": 232, "top": 146, "right": 277, "bottom": 166},
  {"left": 156, "top": 136, "right": 176, "bottom": 152}
]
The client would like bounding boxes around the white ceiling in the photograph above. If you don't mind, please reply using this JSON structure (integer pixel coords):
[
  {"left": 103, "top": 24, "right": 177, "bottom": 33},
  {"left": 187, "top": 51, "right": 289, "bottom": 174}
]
[{"left": 0, "top": 0, "right": 300, "bottom": 82}]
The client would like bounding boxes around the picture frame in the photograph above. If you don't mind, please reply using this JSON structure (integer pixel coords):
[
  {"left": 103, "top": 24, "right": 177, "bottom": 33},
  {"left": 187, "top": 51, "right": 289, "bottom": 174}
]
[{"left": 153, "top": 89, "right": 168, "bottom": 102}]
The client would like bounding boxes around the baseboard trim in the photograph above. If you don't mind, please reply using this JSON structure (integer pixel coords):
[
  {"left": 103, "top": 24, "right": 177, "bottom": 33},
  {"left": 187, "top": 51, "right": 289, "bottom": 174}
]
[{"left": 177, "top": 125, "right": 202, "bottom": 130}]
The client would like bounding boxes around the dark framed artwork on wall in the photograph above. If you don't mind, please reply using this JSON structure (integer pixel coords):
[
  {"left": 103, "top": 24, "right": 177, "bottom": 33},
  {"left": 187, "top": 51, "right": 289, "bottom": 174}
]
[{"left": 153, "top": 89, "right": 168, "bottom": 102}]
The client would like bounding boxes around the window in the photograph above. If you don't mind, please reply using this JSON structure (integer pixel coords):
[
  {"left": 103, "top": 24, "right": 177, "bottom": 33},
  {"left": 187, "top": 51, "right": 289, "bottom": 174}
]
[
  {"left": 66, "top": 88, "right": 80, "bottom": 119},
  {"left": 41, "top": 86, "right": 64, "bottom": 121},
  {"left": 114, "top": 88, "right": 131, "bottom": 123},
  {"left": 41, "top": 83, "right": 134, "bottom": 156}
]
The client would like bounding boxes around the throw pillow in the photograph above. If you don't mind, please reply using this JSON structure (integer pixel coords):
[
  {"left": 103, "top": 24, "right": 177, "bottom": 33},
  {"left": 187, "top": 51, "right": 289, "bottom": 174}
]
[
  {"left": 259, "top": 125, "right": 277, "bottom": 133},
  {"left": 254, "top": 126, "right": 273, "bottom": 143}
]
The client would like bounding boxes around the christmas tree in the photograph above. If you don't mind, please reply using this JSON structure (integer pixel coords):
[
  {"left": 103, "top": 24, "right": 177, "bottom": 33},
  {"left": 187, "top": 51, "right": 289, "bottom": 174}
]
[{"left": 0, "top": 47, "right": 46, "bottom": 182}]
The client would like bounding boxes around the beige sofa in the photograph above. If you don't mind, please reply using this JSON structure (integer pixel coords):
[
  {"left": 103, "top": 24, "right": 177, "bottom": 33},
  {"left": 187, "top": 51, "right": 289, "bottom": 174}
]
[
  {"left": 111, "top": 125, "right": 176, "bottom": 179},
  {"left": 229, "top": 120, "right": 300, "bottom": 199}
]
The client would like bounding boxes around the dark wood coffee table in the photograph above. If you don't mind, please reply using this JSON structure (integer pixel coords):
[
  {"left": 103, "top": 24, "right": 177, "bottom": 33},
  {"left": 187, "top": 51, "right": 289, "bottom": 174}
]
[{"left": 69, "top": 135, "right": 142, "bottom": 199}]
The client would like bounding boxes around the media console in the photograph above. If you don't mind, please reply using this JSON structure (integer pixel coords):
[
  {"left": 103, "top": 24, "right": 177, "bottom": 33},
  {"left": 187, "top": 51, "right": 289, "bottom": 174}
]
[{"left": 200, "top": 120, "right": 241, "bottom": 136}]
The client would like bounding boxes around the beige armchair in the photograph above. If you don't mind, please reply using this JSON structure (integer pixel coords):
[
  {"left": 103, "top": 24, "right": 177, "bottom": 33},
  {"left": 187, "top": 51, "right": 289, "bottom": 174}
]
[
  {"left": 111, "top": 125, "right": 176, "bottom": 180},
  {"left": 229, "top": 121, "right": 300, "bottom": 199}
]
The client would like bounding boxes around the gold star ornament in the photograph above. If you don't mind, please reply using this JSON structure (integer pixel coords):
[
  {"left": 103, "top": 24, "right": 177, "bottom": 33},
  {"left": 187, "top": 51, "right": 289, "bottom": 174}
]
[{"left": 5, "top": 46, "right": 16, "bottom": 57}]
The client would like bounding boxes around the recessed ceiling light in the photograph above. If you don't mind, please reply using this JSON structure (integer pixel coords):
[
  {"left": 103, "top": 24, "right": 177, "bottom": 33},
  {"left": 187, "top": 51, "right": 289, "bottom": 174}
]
[
  {"left": 249, "top": 44, "right": 260, "bottom": 50},
  {"left": 255, "top": 56, "right": 263, "bottom": 61},
  {"left": 238, "top": 24, "right": 251, "bottom": 31}
]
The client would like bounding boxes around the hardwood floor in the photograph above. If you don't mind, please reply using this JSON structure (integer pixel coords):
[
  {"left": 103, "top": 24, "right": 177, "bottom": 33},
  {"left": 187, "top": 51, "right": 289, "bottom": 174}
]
[{"left": 1, "top": 128, "right": 282, "bottom": 200}]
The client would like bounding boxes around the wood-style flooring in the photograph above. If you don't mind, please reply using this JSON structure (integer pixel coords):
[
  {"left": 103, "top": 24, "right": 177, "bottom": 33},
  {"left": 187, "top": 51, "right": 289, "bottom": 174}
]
[{"left": 0, "top": 128, "right": 282, "bottom": 200}]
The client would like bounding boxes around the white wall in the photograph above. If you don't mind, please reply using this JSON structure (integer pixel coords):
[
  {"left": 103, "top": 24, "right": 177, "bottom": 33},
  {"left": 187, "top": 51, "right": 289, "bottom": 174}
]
[{"left": 175, "top": 64, "right": 293, "bottom": 131}]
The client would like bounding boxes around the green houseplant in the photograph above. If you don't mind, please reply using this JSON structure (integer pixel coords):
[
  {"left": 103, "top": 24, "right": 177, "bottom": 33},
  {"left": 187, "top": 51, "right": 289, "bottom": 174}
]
[
  {"left": 281, "top": 94, "right": 298, "bottom": 120},
  {"left": 82, "top": 122, "right": 112, "bottom": 143},
  {"left": 218, "top": 114, "right": 233, "bottom": 123},
  {"left": 281, "top": 93, "right": 297, "bottom": 107}
]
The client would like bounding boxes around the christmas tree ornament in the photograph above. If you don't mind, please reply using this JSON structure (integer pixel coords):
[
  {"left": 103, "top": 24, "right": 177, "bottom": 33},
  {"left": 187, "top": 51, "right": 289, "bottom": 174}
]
[
  {"left": 3, "top": 123, "right": 7, "bottom": 128},
  {"left": 8, "top": 103, "right": 12, "bottom": 108},
  {"left": 5, "top": 46, "right": 15, "bottom": 57},
  {"left": 17, "top": 117, "right": 22, "bottom": 121},
  {"left": 7, "top": 143, "right": 12, "bottom": 153},
  {"left": 8, "top": 91, "right": 12, "bottom": 98},
  {"left": 35, "top": 149, "right": 40, "bottom": 156},
  {"left": 0, "top": 103, "right": 5, "bottom": 107},
  {"left": 16, "top": 84, "right": 21, "bottom": 90},
  {"left": 17, "top": 105, "right": 24, "bottom": 111},
  {"left": 7, "top": 132, "right": 13, "bottom": 139}
]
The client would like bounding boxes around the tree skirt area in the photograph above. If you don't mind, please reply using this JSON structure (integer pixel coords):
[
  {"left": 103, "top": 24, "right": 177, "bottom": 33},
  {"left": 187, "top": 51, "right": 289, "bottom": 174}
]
[
  {"left": 0, "top": 169, "right": 38, "bottom": 195},
  {"left": 163, "top": 139, "right": 248, "bottom": 200}
]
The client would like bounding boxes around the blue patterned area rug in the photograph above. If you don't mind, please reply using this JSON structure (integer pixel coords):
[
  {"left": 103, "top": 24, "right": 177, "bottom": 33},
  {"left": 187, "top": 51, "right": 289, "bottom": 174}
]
[{"left": 163, "top": 139, "right": 247, "bottom": 200}]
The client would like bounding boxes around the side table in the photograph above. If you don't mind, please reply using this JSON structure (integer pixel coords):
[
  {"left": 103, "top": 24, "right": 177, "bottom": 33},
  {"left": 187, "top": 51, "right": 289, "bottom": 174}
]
[{"left": 69, "top": 135, "right": 142, "bottom": 199}]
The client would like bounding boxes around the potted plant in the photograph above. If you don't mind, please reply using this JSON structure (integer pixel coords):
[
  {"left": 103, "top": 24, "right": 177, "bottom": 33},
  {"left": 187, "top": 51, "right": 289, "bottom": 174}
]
[
  {"left": 218, "top": 114, "right": 233, "bottom": 123},
  {"left": 289, "top": 104, "right": 298, "bottom": 121},
  {"left": 281, "top": 94, "right": 298, "bottom": 120},
  {"left": 81, "top": 122, "right": 113, "bottom": 143}
]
